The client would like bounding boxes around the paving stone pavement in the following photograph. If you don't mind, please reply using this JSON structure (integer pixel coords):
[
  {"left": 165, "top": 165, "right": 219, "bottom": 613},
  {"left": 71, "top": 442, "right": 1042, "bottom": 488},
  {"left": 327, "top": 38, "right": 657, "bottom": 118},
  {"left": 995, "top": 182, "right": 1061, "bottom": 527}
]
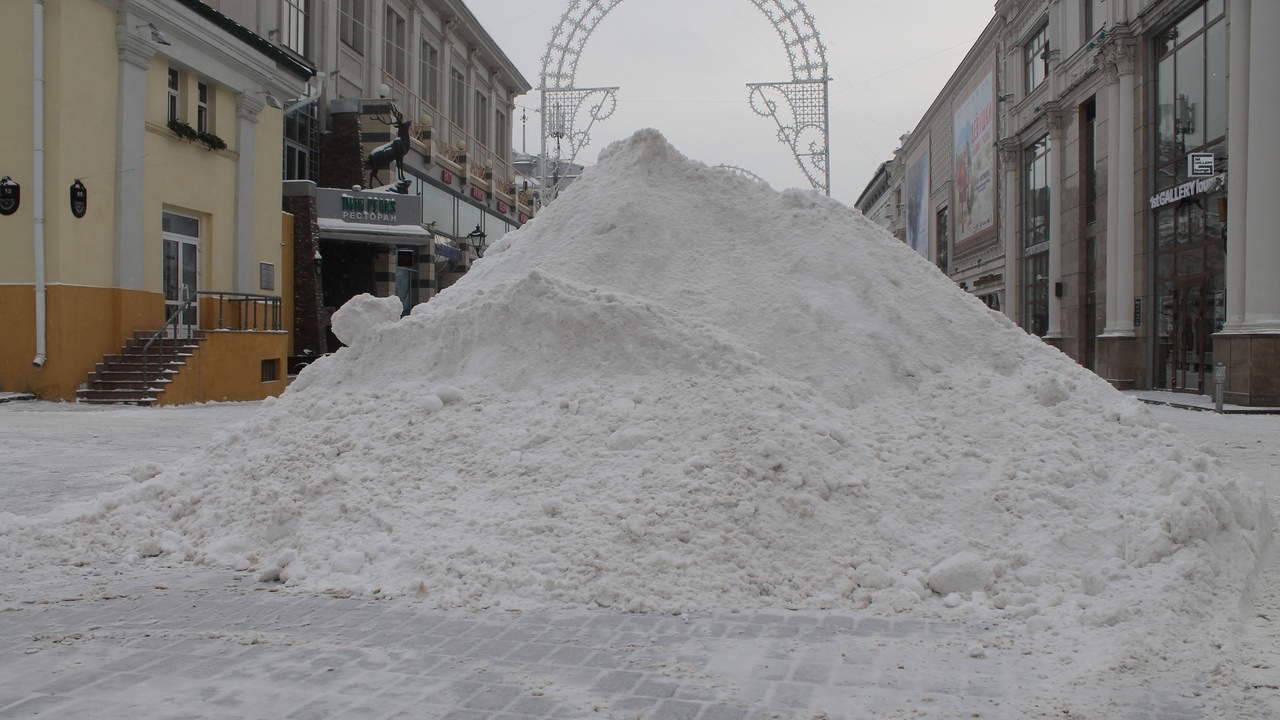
[{"left": 0, "top": 566, "right": 1213, "bottom": 719}]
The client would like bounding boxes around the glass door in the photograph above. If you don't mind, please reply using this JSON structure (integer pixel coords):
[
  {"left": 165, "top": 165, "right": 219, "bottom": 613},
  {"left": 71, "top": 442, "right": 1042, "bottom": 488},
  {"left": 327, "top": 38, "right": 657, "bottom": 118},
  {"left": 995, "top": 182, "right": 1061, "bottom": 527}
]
[{"left": 162, "top": 212, "right": 200, "bottom": 337}]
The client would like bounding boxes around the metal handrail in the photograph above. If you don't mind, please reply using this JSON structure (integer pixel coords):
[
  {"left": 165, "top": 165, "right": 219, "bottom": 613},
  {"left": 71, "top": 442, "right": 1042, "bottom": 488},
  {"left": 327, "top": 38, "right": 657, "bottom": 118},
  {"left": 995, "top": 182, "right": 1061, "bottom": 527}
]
[
  {"left": 197, "top": 291, "right": 282, "bottom": 332},
  {"left": 141, "top": 286, "right": 196, "bottom": 402}
]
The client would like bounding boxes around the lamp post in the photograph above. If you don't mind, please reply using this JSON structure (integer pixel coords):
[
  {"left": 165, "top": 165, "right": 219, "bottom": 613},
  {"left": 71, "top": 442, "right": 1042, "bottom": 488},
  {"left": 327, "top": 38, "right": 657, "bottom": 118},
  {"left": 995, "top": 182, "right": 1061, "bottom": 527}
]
[{"left": 467, "top": 225, "right": 487, "bottom": 258}]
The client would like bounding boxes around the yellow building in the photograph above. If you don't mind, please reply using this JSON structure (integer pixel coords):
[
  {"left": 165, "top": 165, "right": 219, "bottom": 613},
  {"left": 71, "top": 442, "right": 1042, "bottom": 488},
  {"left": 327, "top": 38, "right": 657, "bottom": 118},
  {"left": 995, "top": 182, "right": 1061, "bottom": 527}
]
[{"left": 1, "top": 0, "right": 314, "bottom": 404}]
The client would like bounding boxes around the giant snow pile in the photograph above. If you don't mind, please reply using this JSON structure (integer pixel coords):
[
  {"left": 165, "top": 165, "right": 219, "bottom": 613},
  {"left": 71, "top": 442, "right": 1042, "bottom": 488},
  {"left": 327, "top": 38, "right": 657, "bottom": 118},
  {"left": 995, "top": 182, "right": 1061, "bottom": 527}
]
[{"left": 0, "top": 130, "right": 1270, "bottom": 679}]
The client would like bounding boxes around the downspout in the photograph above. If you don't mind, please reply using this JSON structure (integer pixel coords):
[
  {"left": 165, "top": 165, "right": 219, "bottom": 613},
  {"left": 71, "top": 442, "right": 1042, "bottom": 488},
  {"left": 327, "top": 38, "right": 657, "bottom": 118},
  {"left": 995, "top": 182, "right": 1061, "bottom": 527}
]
[{"left": 32, "top": 0, "right": 47, "bottom": 369}]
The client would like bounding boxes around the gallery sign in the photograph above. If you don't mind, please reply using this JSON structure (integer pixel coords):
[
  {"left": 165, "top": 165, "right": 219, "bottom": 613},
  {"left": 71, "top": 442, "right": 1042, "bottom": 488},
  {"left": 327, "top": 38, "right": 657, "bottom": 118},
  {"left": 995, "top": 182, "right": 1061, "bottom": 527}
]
[
  {"left": 1148, "top": 172, "right": 1227, "bottom": 210},
  {"left": 1188, "top": 153, "right": 1215, "bottom": 177},
  {"left": 316, "top": 187, "right": 422, "bottom": 226}
]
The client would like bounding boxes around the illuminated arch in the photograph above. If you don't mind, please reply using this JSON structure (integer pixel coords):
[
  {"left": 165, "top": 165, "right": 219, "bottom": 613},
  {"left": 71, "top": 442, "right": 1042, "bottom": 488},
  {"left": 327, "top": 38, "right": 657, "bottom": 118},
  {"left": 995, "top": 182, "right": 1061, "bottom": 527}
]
[{"left": 539, "top": 0, "right": 830, "bottom": 201}]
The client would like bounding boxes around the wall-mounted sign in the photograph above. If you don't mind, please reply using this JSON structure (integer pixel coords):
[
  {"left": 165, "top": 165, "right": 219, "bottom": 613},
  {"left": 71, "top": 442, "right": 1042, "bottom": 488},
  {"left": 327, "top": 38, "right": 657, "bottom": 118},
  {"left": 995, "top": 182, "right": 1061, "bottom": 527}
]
[
  {"left": 1134, "top": 298, "right": 1142, "bottom": 327},
  {"left": 0, "top": 176, "right": 20, "bottom": 216},
  {"left": 497, "top": 200, "right": 509, "bottom": 214},
  {"left": 469, "top": 186, "right": 485, "bottom": 202},
  {"left": 1188, "top": 153, "right": 1215, "bottom": 177},
  {"left": 518, "top": 213, "right": 529, "bottom": 224},
  {"left": 441, "top": 169, "right": 454, "bottom": 185},
  {"left": 1149, "top": 172, "right": 1227, "bottom": 210},
  {"left": 70, "top": 179, "right": 87, "bottom": 218},
  {"left": 315, "top": 187, "right": 422, "bottom": 227}
]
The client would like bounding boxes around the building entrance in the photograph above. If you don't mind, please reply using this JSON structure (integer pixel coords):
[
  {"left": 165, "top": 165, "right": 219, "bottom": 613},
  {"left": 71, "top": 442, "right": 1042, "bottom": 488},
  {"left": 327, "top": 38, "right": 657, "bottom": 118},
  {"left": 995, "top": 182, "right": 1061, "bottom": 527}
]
[{"left": 1156, "top": 275, "right": 1224, "bottom": 393}]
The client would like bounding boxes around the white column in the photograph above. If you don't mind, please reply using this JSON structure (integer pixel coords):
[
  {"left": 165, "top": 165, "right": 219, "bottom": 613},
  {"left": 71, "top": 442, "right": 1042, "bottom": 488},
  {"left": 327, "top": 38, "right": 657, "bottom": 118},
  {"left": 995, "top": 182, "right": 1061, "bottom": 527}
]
[
  {"left": 1102, "top": 65, "right": 1121, "bottom": 333},
  {"left": 1223, "top": 0, "right": 1249, "bottom": 331},
  {"left": 234, "top": 93, "right": 264, "bottom": 293},
  {"left": 1242, "top": 0, "right": 1280, "bottom": 331},
  {"left": 114, "top": 24, "right": 155, "bottom": 291}
]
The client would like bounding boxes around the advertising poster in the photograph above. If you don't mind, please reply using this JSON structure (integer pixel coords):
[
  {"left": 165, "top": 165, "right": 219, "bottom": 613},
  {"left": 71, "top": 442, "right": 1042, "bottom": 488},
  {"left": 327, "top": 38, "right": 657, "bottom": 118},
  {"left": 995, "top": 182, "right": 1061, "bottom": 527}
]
[
  {"left": 905, "top": 139, "right": 930, "bottom": 258},
  {"left": 953, "top": 68, "right": 995, "bottom": 244}
]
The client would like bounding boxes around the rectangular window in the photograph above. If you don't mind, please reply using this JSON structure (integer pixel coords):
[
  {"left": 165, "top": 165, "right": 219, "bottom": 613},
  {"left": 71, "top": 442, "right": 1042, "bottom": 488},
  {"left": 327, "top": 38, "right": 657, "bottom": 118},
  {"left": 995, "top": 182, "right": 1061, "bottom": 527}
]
[
  {"left": 474, "top": 92, "right": 489, "bottom": 145},
  {"left": 1085, "top": 0, "right": 1105, "bottom": 40},
  {"left": 1082, "top": 99, "right": 1097, "bottom": 224},
  {"left": 339, "top": 0, "right": 366, "bottom": 54},
  {"left": 196, "top": 81, "right": 210, "bottom": 134},
  {"left": 935, "top": 207, "right": 949, "bottom": 273},
  {"left": 420, "top": 40, "right": 440, "bottom": 108},
  {"left": 281, "top": 0, "right": 310, "bottom": 57},
  {"left": 495, "top": 109, "right": 509, "bottom": 163},
  {"left": 1024, "top": 25, "right": 1048, "bottom": 95},
  {"left": 283, "top": 104, "right": 318, "bottom": 181},
  {"left": 261, "top": 359, "right": 280, "bottom": 383},
  {"left": 450, "top": 67, "right": 466, "bottom": 128},
  {"left": 384, "top": 8, "right": 407, "bottom": 83},
  {"left": 1022, "top": 136, "right": 1050, "bottom": 337},
  {"left": 167, "top": 68, "right": 180, "bottom": 124}
]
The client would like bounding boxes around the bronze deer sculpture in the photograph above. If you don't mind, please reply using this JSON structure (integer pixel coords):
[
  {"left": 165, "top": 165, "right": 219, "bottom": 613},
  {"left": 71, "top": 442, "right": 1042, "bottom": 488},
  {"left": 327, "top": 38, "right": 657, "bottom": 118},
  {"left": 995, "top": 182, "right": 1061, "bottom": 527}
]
[{"left": 366, "top": 106, "right": 412, "bottom": 188}]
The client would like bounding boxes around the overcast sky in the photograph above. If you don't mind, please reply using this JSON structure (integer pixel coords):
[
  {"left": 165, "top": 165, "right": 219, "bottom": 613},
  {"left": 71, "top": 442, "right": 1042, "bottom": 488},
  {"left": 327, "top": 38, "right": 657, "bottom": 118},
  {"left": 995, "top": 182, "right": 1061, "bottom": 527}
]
[{"left": 467, "top": 0, "right": 997, "bottom": 207}]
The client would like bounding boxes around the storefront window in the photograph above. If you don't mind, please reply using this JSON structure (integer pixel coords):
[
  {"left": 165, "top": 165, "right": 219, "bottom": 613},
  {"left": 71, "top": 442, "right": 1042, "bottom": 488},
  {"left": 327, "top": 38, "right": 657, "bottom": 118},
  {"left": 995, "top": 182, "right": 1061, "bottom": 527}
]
[{"left": 1152, "top": 1, "right": 1227, "bottom": 393}]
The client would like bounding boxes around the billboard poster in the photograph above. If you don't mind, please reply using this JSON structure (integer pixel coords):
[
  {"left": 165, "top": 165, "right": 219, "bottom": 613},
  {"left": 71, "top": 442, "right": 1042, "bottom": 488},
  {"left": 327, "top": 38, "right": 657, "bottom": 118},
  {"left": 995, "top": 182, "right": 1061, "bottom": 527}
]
[
  {"left": 953, "top": 68, "right": 995, "bottom": 243},
  {"left": 905, "top": 139, "right": 930, "bottom": 258}
]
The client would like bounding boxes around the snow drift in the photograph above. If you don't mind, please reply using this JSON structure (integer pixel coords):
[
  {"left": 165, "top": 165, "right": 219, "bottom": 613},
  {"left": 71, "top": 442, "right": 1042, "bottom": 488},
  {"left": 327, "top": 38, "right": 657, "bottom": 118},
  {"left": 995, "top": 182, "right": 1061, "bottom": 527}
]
[{"left": 1, "top": 129, "right": 1270, "bottom": 687}]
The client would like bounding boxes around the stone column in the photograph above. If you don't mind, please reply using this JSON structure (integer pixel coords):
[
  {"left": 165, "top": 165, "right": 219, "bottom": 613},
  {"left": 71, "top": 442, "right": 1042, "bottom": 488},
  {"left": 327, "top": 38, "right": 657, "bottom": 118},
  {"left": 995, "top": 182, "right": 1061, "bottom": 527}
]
[
  {"left": 1222, "top": 0, "right": 1249, "bottom": 332},
  {"left": 1102, "top": 59, "right": 1121, "bottom": 333},
  {"left": 1045, "top": 105, "right": 1063, "bottom": 340},
  {"left": 1000, "top": 139, "right": 1021, "bottom": 323},
  {"left": 234, "top": 93, "right": 264, "bottom": 294},
  {"left": 1114, "top": 36, "right": 1137, "bottom": 336},
  {"left": 1241, "top": 0, "right": 1280, "bottom": 333},
  {"left": 114, "top": 23, "right": 155, "bottom": 291}
]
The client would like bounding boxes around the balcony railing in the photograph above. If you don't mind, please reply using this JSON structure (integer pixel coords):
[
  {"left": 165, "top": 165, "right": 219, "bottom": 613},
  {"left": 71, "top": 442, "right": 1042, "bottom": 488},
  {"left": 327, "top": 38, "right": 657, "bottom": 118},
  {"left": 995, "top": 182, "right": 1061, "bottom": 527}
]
[{"left": 377, "top": 73, "right": 540, "bottom": 217}]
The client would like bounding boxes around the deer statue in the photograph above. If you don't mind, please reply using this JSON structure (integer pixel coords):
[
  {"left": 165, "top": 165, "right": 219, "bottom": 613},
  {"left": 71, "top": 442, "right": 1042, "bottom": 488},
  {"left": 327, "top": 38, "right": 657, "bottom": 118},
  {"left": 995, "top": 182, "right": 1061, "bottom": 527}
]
[{"left": 365, "top": 106, "right": 412, "bottom": 188}]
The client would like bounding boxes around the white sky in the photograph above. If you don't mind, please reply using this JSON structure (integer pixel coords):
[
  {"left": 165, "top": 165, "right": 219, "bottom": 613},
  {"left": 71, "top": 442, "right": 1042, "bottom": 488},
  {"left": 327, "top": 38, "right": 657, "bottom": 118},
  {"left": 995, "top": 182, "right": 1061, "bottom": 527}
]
[{"left": 468, "top": 0, "right": 997, "bottom": 206}]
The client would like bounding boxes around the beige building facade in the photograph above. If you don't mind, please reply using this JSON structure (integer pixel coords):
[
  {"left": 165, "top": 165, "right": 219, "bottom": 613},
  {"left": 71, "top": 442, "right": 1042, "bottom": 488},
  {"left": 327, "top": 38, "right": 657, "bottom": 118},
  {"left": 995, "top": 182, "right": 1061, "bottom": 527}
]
[{"left": 1, "top": 0, "right": 313, "bottom": 402}]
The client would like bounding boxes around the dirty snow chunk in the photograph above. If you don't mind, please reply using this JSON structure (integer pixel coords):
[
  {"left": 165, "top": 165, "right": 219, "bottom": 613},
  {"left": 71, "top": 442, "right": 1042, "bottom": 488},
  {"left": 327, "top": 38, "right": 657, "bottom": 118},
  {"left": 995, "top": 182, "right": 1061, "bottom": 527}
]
[
  {"left": 330, "top": 293, "right": 402, "bottom": 346},
  {"left": 927, "top": 552, "right": 993, "bottom": 595}
]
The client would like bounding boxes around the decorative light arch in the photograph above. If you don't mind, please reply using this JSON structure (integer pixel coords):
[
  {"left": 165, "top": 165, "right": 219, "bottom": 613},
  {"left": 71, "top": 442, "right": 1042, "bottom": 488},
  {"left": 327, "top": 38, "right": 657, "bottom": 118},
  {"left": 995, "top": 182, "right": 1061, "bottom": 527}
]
[{"left": 539, "top": 0, "right": 830, "bottom": 201}]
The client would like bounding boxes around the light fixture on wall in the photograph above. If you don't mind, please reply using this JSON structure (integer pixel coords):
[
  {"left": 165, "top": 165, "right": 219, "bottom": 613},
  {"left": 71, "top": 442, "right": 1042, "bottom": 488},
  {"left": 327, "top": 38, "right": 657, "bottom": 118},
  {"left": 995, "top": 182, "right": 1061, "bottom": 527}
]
[
  {"left": 136, "top": 23, "right": 171, "bottom": 46},
  {"left": 259, "top": 92, "right": 284, "bottom": 110}
]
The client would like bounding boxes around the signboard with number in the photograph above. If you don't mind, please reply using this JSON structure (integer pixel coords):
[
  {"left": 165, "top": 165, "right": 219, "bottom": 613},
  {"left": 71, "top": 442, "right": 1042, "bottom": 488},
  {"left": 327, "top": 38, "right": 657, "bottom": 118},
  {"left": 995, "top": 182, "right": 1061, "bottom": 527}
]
[{"left": 1189, "top": 153, "right": 1215, "bottom": 177}]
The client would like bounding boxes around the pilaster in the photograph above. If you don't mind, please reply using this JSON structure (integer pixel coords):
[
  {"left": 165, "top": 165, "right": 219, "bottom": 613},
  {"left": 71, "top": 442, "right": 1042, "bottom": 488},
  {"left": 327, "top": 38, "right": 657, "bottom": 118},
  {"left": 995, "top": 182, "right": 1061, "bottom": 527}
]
[
  {"left": 234, "top": 93, "right": 264, "bottom": 293},
  {"left": 113, "top": 21, "right": 156, "bottom": 291}
]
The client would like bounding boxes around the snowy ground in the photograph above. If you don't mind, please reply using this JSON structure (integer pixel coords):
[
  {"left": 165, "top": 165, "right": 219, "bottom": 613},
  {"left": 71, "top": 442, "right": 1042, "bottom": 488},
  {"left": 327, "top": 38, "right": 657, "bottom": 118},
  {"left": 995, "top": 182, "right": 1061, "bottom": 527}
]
[{"left": 0, "top": 396, "right": 1276, "bottom": 719}]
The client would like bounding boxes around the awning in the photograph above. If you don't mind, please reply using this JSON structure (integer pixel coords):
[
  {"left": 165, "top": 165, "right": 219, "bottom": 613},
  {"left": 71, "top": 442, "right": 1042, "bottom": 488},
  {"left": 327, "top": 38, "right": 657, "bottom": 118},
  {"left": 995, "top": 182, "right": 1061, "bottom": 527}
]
[{"left": 318, "top": 218, "right": 433, "bottom": 246}]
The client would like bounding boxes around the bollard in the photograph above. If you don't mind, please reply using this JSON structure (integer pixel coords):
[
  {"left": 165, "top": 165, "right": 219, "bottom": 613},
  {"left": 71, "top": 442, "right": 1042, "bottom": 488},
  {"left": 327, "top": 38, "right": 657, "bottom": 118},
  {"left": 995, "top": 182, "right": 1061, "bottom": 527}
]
[{"left": 1214, "top": 363, "right": 1226, "bottom": 413}]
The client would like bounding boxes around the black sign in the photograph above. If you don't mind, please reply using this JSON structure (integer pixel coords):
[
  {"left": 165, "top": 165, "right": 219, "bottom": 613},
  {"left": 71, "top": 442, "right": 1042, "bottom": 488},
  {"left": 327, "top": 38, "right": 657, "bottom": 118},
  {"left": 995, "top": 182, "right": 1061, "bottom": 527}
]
[
  {"left": 1134, "top": 298, "right": 1142, "bottom": 328},
  {"left": 0, "top": 176, "right": 19, "bottom": 216},
  {"left": 70, "top": 179, "right": 87, "bottom": 218}
]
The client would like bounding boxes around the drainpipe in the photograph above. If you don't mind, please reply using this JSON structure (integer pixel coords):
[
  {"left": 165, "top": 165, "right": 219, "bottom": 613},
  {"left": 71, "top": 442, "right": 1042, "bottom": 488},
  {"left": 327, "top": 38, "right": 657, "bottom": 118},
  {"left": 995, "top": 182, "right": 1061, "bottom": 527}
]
[{"left": 32, "top": 0, "right": 47, "bottom": 369}]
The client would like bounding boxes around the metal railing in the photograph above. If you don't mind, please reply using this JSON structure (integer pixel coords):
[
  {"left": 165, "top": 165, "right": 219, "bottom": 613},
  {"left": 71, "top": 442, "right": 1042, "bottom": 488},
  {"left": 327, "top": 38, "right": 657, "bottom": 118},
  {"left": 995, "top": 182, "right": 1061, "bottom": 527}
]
[
  {"left": 140, "top": 290, "right": 282, "bottom": 401},
  {"left": 198, "top": 291, "right": 282, "bottom": 332},
  {"left": 141, "top": 287, "right": 197, "bottom": 401}
]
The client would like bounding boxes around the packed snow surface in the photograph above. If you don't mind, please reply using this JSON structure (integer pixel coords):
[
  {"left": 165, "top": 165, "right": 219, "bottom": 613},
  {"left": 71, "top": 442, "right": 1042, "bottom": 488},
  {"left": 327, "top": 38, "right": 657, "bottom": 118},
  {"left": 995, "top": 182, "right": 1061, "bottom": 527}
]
[{"left": 1, "top": 129, "right": 1270, "bottom": 690}]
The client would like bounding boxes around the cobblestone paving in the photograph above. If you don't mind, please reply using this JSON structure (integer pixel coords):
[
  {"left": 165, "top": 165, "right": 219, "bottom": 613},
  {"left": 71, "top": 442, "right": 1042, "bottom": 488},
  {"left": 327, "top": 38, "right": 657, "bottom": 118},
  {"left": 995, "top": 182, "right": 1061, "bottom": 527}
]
[{"left": 0, "top": 567, "right": 1211, "bottom": 719}]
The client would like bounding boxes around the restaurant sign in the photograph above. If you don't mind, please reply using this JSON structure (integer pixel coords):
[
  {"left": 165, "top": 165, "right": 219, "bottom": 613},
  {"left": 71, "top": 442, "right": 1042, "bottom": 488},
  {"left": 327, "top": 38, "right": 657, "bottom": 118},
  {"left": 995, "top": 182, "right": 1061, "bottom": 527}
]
[{"left": 316, "top": 187, "right": 422, "bottom": 226}]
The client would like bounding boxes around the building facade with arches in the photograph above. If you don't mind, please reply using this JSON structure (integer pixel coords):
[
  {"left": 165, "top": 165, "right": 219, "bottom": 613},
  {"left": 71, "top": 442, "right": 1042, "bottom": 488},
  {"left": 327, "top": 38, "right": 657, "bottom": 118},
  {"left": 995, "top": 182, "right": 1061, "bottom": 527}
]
[{"left": 878, "top": 0, "right": 1279, "bottom": 406}]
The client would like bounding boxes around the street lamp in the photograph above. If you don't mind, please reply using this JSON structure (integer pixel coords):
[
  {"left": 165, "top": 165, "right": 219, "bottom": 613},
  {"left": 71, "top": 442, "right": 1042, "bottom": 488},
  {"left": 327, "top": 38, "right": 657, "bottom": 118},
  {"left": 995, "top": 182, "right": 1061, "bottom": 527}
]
[{"left": 467, "top": 225, "right": 488, "bottom": 258}]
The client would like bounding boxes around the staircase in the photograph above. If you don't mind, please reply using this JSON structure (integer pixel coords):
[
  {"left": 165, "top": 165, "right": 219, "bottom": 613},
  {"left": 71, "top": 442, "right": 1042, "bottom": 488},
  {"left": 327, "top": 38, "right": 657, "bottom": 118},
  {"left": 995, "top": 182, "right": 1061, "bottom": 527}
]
[{"left": 77, "top": 330, "right": 206, "bottom": 405}]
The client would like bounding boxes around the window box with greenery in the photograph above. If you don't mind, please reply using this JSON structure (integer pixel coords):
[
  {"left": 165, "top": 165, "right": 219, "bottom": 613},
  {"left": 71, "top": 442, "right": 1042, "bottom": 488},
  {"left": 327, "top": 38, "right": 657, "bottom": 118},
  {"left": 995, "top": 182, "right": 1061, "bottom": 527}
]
[{"left": 167, "top": 119, "right": 227, "bottom": 151}]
